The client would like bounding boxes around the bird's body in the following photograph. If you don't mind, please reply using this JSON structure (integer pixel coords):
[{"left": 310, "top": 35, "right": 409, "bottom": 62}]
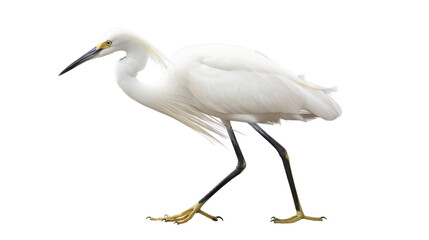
[
  {"left": 170, "top": 45, "right": 341, "bottom": 122},
  {"left": 60, "top": 28, "right": 341, "bottom": 224},
  {"left": 111, "top": 34, "right": 341, "bottom": 140}
]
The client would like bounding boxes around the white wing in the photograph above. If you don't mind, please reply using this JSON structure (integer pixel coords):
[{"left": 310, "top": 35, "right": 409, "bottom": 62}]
[{"left": 171, "top": 45, "right": 341, "bottom": 123}]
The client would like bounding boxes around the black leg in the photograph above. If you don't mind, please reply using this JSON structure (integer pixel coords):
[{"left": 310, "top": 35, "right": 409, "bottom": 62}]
[
  {"left": 249, "top": 123, "right": 301, "bottom": 212},
  {"left": 148, "top": 123, "right": 247, "bottom": 224},
  {"left": 199, "top": 123, "right": 246, "bottom": 204}
]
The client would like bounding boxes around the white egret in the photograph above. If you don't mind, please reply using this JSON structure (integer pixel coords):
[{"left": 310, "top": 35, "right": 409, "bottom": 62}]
[{"left": 59, "top": 28, "right": 341, "bottom": 224}]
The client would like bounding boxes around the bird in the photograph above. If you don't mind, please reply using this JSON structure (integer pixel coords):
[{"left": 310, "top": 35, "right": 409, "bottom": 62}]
[{"left": 59, "top": 28, "right": 341, "bottom": 224}]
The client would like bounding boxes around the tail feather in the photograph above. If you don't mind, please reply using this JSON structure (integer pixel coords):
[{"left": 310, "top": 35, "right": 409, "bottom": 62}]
[
  {"left": 295, "top": 74, "right": 341, "bottom": 120},
  {"left": 302, "top": 88, "right": 342, "bottom": 121}
]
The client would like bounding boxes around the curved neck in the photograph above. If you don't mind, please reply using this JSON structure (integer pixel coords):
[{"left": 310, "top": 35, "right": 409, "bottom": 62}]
[
  {"left": 116, "top": 44, "right": 149, "bottom": 80},
  {"left": 115, "top": 43, "right": 171, "bottom": 111},
  {"left": 111, "top": 37, "right": 223, "bottom": 141}
]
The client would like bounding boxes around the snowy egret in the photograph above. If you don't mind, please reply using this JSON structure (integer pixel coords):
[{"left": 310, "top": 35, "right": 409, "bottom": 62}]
[{"left": 59, "top": 28, "right": 341, "bottom": 224}]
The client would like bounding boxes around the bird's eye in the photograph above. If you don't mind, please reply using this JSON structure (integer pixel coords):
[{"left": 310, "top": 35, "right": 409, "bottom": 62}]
[{"left": 106, "top": 41, "right": 112, "bottom": 45}]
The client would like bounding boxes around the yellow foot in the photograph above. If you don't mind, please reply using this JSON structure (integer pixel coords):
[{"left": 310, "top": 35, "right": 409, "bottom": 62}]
[
  {"left": 271, "top": 211, "right": 326, "bottom": 223},
  {"left": 147, "top": 203, "right": 222, "bottom": 225}
]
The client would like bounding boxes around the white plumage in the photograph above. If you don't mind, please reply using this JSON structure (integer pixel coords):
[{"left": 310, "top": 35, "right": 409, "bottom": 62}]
[
  {"left": 171, "top": 45, "right": 341, "bottom": 122},
  {"left": 61, "top": 29, "right": 341, "bottom": 141},
  {"left": 59, "top": 28, "right": 341, "bottom": 224}
]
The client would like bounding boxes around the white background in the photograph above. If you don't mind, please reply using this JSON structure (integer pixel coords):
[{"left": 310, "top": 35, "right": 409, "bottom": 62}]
[{"left": 1, "top": 0, "right": 428, "bottom": 239}]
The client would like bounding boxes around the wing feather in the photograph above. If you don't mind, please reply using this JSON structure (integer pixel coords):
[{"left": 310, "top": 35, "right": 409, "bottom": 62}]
[{"left": 171, "top": 45, "right": 341, "bottom": 122}]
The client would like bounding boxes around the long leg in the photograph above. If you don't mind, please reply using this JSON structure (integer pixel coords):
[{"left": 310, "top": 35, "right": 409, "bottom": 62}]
[
  {"left": 199, "top": 122, "right": 246, "bottom": 204},
  {"left": 249, "top": 123, "right": 325, "bottom": 223},
  {"left": 148, "top": 122, "right": 246, "bottom": 224}
]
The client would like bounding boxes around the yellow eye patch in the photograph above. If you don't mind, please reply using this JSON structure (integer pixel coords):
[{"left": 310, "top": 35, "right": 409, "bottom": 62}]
[{"left": 96, "top": 40, "right": 112, "bottom": 49}]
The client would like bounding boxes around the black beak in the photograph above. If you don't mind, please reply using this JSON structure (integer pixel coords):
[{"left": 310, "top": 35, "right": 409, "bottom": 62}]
[{"left": 59, "top": 47, "right": 102, "bottom": 76}]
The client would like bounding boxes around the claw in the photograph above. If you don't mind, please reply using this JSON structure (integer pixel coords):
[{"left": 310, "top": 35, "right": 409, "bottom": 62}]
[
  {"left": 147, "top": 203, "right": 219, "bottom": 224},
  {"left": 271, "top": 211, "right": 326, "bottom": 223},
  {"left": 146, "top": 216, "right": 151, "bottom": 220},
  {"left": 321, "top": 216, "right": 327, "bottom": 220}
]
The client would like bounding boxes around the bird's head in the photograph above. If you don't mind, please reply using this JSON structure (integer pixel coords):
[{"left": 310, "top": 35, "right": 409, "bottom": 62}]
[{"left": 59, "top": 28, "right": 132, "bottom": 76}]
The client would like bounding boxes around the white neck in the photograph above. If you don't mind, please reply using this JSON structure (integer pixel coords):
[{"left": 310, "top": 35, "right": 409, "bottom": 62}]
[
  {"left": 115, "top": 42, "right": 173, "bottom": 112},
  {"left": 116, "top": 43, "right": 148, "bottom": 78},
  {"left": 112, "top": 37, "right": 224, "bottom": 142}
]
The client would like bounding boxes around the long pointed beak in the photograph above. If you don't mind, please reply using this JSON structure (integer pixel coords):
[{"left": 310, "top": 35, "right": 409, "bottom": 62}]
[{"left": 59, "top": 47, "right": 102, "bottom": 76}]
